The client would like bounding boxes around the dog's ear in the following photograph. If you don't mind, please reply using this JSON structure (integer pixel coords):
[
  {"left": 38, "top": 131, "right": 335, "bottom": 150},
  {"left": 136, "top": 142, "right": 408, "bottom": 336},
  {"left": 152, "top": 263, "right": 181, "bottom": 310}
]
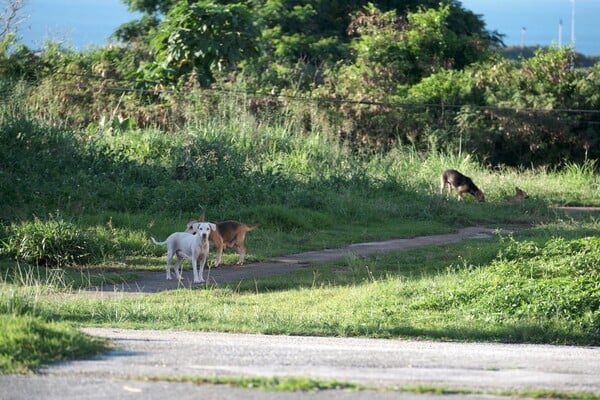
[{"left": 209, "top": 223, "right": 217, "bottom": 231}]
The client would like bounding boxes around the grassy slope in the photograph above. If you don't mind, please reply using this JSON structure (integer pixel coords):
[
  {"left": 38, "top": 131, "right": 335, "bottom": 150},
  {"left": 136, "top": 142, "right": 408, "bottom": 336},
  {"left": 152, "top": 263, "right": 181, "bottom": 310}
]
[{"left": 0, "top": 102, "right": 599, "bottom": 374}]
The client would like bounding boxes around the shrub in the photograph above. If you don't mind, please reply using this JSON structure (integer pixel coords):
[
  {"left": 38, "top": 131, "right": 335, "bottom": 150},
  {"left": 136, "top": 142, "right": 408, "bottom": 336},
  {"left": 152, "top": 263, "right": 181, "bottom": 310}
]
[{"left": 1, "top": 213, "right": 96, "bottom": 268}]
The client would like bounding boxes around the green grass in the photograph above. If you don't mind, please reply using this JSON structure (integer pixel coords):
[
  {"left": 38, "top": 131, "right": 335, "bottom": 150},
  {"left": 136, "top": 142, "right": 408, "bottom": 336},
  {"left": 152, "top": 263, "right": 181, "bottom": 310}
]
[
  {"left": 0, "top": 90, "right": 599, "bottom": 382},
  {"left": 0, "top": 314, "right": 109, "bottom": 374},
  {"left": 145, "top": 375, "right": 363, "bottom": 392},
  {"left": 0, "top": 260, "right": 139, "bottom": 289},
  {"left": 140, "top": 376, "right": 600, "bottom": 399},
  {"left": 3, "top": 219, "right": 595, "bottom": 348}
]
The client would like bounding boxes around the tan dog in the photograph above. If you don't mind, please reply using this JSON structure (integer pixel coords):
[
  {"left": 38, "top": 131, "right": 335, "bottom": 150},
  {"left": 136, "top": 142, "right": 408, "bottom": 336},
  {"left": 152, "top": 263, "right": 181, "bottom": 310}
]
[
  {"left": 186, "top": 214, "right": 258, "bottom": 266},
  {"left": 509, "top": 187, "right": 529, "bottom": 202},
  {"left": 151, "top": 222, "right": 216, "bottom": 283},
  {"left": 440, "top": 169, "right": 485, "bottom": 202}
]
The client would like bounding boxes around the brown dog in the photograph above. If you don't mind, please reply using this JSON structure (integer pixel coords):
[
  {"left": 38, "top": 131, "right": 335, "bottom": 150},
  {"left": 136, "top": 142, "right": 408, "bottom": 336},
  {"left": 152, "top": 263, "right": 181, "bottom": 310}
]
[
  {"left": 509, "top": 187, "right": 529, "bottom": 202},
  {"left": 186, "top": 214, "right": 258, "bottom": 267},
  {"left": 440, "top": 169, "right": 485, "bottom": 202}
]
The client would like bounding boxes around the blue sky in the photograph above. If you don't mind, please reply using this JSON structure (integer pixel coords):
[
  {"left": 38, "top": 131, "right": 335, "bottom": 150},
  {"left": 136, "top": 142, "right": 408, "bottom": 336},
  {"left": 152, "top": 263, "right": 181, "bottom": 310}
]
[
  {"left": 16, "top": 0, "right": 600, "bottom": 55},
  {"left": 461, "top": 0, "right": 600, "bottom": 54}
]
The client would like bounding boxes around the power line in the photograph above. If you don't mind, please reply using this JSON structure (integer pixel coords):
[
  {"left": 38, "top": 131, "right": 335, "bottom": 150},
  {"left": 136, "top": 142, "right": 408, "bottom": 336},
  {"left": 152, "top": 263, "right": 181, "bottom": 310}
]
[{"left": 50, "top": 70, "right": 600, "bottom": 116}]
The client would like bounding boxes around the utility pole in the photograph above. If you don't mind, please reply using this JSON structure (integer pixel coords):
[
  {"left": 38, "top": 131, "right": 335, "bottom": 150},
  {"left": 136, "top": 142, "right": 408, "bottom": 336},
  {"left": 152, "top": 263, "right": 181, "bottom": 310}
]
[
  {"left": 558, "top": 19, "right": 563, "bottom": 47},
  {"left": 570, "top": 0, "right": 576, "bottom": 48}
]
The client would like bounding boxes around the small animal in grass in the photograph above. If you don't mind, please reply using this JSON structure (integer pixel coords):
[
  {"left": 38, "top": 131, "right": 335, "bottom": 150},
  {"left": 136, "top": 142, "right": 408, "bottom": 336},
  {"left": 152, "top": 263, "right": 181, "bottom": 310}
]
[
  {"left": 186, "top": 214, "right": 259, "bottom": 267},
  {"left": 509, "top": 187, "right": 529, "bottom": 202},
  {"left": 150, "top": 222, "right": 216, "bottom": 284},
  {"left": 440, "top": 169, "right": 486, "bottom": 202}
]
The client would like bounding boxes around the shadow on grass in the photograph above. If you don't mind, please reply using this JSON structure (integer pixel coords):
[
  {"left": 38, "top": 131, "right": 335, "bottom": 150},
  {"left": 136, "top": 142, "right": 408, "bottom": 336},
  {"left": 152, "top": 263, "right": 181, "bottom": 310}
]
[{"left": 225, "top": 238, "right": 503, "bottom": 294}]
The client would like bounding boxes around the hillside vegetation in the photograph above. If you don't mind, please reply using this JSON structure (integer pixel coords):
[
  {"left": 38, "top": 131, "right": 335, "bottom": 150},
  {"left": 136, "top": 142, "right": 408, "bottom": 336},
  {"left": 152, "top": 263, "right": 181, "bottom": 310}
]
[
  {"left": 0, "top": 86, "right": 599, "bottom": 377},
  {"left": 0, "top": 0, "right": 598, "bottom": 379}
]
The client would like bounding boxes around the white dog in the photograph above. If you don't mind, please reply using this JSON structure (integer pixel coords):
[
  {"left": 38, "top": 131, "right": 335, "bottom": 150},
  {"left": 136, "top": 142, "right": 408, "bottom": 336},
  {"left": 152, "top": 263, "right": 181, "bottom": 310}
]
[{"left": 150, "top": 222, "right": 216, "bottom": 284}]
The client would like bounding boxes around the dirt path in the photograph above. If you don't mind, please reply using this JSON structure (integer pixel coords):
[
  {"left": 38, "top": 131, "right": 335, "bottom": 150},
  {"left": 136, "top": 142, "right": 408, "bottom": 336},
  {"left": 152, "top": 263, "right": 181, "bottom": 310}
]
[{"left": 86, "top": 226, "right": 506, "bottom": 296}]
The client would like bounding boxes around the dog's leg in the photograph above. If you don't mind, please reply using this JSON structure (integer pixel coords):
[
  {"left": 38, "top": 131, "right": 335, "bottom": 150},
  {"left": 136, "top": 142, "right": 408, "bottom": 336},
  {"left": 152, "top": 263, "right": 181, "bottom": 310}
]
[
  {"left": 174, "top": 256, "right": 184, "bottom": 280},
  {"left": 443, "top": 184, "right": 452, "bottom": 199},
  {"left": 196, "top": 255, "right": 207, "bottom": 283},
  {"left": 227, "top": 229, "right": 244, "bottom": 265},
  {"left": 235, "top": 246, "right": 246, "bottom": 265},
  {"left": 165, "top": 249, "right": 174, "bottom": 280},
  {"left": 441, "top": 181, "right": 452, "bottom": 198},
  {"left": 214, "top": 236, "right": 224, "bottom": 267},
  {"left": 232, "top": 236, "right": 246, "bottom": 265},
  {"left": 191, "top": 255, "right": 205, "bottom": 284},
  {"left": 191, "top": 256, "right": 198, "bottom": 283}
]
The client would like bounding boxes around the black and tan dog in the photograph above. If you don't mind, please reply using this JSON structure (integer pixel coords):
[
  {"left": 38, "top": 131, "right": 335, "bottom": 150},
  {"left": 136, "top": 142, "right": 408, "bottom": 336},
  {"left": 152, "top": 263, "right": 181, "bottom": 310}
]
[
  {"left": 440, "top": 169, "right": 485, "bottom": 202},
  {"left": 186, "top": 214, "right": 258, "bottom": 267}
]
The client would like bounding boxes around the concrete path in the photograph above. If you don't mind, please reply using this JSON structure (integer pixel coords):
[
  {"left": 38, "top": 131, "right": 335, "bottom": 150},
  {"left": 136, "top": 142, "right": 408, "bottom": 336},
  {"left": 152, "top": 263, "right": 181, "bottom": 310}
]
[
  {"left": 4, "top": 328, "right": 598, "bottom": 400},
  {"left": 90, "top": 226, "right": 502, "bottom": 294}
]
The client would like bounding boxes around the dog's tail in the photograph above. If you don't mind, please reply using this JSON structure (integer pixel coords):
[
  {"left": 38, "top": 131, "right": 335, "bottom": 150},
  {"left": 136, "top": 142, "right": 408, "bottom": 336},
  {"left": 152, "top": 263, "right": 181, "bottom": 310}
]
[
  {"left": 245, "top": 224, "right": 259, "bottom": 232},
  {"left": 150, "top": 236, "right": 167, "bottom": 246}
]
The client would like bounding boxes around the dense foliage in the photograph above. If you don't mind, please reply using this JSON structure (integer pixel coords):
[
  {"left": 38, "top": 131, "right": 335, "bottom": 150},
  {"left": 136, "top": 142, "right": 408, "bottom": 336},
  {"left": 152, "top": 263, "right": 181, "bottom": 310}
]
[
  {"left": 140, "top": 1, "right": 258, "bottom": 86},
  {"left": 0, "top": 0, "right": 598, "bottom": 166},
  {"left": 115, "top": 0, "right": 500, "bottom": 89}
]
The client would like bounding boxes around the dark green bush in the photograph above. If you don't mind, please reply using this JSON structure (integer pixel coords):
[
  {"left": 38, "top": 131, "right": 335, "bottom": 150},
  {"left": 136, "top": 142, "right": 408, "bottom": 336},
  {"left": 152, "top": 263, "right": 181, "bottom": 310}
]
[{"left": 1, "top": 214, "right": 97, "bottom": 268}]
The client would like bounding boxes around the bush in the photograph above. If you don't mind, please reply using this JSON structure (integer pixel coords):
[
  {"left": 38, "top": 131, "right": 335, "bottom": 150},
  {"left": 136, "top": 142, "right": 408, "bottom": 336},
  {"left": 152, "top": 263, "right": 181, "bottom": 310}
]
[{"left": 1, "top": 213, "right": 97, "bottom": 268}]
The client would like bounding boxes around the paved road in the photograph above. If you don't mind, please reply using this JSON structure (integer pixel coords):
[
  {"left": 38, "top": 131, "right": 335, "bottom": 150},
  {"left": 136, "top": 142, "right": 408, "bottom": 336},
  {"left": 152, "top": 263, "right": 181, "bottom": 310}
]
[{"left": 3, "top": 328, "right": 599, "bottom": 399}]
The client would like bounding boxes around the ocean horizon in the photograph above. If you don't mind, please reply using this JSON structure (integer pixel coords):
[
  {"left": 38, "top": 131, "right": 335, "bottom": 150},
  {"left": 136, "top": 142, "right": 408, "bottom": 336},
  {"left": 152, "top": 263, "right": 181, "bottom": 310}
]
[
  {"left": 460, "top": 0, "right": 599, "bottom": 56},
  {"left": 16, "top": 0, "right": 600, "bottom": 56}
]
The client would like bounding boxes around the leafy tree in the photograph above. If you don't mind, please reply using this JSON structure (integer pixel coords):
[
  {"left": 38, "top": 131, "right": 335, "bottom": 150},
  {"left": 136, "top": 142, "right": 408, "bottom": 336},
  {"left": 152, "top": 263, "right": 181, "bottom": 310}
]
[
  {"left": 249, "top": 0, "right": 500, "bottom": 73},
  {"left": 121, "top": 0, "right": 178, "bottom": 14},
  {"left": 243, "top": 0, "right": 501, "bottom": 90},
  {"left": 470, "top": 47, "right": 577, "bottom": 109},
  {"left": 112, "top": 14, "right": 161, "bottom": 48},
  {"left": 113, "top": 0, "right": 177, "bottom": 46},
  {"left": 324, "top": 4, "right": 492, "bottom": 102},
  {"left": 308, "top": 3, "right": 503, "bottom": 152},
  {"left": 140, "top": 0, "right": 258, "bottom": 86},
  {"left": 116, "top": 0, "right": 500, "bottom": 90}
]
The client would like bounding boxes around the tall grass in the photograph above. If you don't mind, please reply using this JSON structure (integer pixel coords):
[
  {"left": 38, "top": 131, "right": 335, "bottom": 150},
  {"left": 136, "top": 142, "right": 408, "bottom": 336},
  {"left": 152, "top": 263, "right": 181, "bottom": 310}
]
[
  {"left": 0, "top": 266, "right": 111, "bottom": 373},
  {"left": 0, "top": 82, "right": 599, "bottom": 375},
  {"left": 1, "top": 82, "right": 598, "bottom": 267}
]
